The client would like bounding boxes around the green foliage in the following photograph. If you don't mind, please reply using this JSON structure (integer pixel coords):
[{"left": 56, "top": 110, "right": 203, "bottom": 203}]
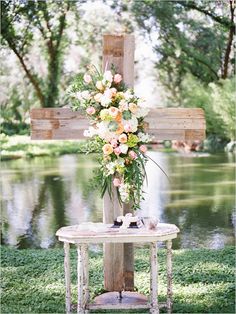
[
  {"left": 129, "top": 0, "right": 234, "bottom": 104},
  {"left": 1, "top": 246, "right": 234, "bottom": 313},
  {"left": 1, "top": 0, "right": 74, "bottom": 108},
  {"left": 181, "top": 75, "right": 235, "bottom": 145}
]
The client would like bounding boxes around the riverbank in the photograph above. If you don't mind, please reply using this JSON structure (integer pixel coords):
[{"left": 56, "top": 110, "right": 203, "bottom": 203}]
[
  {"left": 1, "top": 246, "right": 234, "bottom": 313},
  {"left": 0, "top": 135, "right": 176, "bottom": 161}
]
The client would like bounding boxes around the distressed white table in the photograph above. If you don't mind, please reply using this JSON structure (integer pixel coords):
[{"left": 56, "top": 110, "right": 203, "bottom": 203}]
[{"left": 56, "top": 222, "right": 180, "bottom": 314}]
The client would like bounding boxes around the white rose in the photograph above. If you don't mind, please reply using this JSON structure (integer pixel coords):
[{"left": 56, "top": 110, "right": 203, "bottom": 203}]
[
  {"left": 81, "top": 90, "right": 90, "bottom": 100},
  {"left": 120, "top": 144, "right": 128, "bottom": 154},
  {"left": 103, "top": 71, "right": 113, "bottom": 82}
]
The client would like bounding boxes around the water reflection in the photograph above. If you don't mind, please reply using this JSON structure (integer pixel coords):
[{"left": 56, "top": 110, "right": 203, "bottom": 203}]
[{"left": 1, "top": 152, "right": 235, "bottom": 249}]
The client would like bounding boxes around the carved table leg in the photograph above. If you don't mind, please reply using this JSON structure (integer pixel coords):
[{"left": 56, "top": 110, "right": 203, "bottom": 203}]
[
  {"left": 64, "top": 242, "right": 71, "bottom": 314},
  {"left": 77, "top": 244, "right": 84, "bottom": 314},
  {"left": 166, "top": 240, "right": 173, "bottom": 314},
  {"left": 150, "top": 242, "right": 159, "bottom": 314},
  {"left": 82, "top": 244, "right": 89, "bottom": 313}
]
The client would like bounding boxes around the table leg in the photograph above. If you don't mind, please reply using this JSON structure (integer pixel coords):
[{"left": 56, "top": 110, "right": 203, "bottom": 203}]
[
  {"left": 64, "top": 242, "right": 71, "bottom": 314},
  {"left": 150, "top": 242, "right": 159, "bottom": 314},
  {"left": 82, "top": 244, "right": 89, "bottom": 313},
  {"left": 77, "top": 244, "right": 84, "bottom": 314},
  {"left": 166, "top": 240, "right": 173, "bottom": 314}
]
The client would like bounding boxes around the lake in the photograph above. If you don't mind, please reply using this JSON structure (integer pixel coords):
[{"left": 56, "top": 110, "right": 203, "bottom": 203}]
[{"left": 1, "top": 151, "right": 235, "bottom": 249}]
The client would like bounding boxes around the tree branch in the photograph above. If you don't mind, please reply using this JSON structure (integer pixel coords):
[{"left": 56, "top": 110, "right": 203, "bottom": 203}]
[
  {"left": 179, "top": 1, "right": 233, "bottom": 29},
  {"left": 7, "top": 40, "right": 45, "bottom": 107}
]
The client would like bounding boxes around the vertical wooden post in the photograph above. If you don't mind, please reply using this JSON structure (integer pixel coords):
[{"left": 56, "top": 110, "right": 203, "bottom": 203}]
[{"left": 102, "top": 34, "right": 135, "bottom": 292}]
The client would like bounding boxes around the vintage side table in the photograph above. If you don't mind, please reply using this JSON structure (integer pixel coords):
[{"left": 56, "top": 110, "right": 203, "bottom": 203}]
[{"left": 56, "top": 222, "right": 180, "bottom": 314}]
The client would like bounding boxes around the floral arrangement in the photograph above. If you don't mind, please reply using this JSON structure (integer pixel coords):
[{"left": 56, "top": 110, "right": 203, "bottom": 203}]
[{"left": 69, "top": 66, "right": 153, "bottom": 210}]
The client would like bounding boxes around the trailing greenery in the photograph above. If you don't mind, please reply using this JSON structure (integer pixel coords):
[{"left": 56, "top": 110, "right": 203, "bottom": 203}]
[{"left": 1, "top": 246, "right": 234, "bottom": 313}]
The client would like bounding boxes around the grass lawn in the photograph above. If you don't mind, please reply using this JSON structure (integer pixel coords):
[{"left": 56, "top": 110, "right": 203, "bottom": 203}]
[{"left": 1, "top": 246, "right": 234, "bottom": 313}]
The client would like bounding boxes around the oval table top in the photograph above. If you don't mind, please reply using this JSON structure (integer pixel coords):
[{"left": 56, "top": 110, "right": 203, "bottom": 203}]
[{"left": 56, "top": 223, "right": 180, "bottom": 244}]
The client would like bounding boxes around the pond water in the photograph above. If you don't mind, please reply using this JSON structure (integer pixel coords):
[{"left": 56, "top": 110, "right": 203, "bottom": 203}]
[{"left": 1, "top": 151, "right": 235, "bottom": 250}]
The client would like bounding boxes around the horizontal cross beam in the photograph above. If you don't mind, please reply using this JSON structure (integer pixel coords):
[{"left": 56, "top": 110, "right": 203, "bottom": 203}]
[{"left": 30, "top": 108, "right": 206, "bottom": 141}]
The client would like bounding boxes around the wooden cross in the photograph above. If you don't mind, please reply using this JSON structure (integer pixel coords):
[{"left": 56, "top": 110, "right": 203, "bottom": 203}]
[{"left": 30, "top": 34, "right": 206, "bottom": 293}]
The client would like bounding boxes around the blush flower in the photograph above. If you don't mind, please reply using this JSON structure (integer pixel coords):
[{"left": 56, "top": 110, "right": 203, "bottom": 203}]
[
  {"left": 94, "top": 93, "right": 103, "bottom": 102},
  {"left": 103, "top": 71, "right": 113, "bottom": 82},
  {"left": 119, "top": 133, "right": 128, "bottom": 143},
  {"left": 109, "top": 106, "right": 119, "bottom": 118},
  {"left": 114, "top": 147, "right": 121, "bottom": 155},
  {"left": 110, "top": 139, "right": 118, "bottom": 148},
  {"left": 83, "top": 74, "right": 92, "bottom": 84},
  {"left": 139, "top": 145, "right": 147, "bottom": 153},
  {"left": 113, "top": 178, "right": 121, "bottom": 187},
  {"left": 86, "top": 107, "right": 96, "bottom": 115},
  {"left": 129, "top": 150, "right": 137, "bottom": 160},
  {"left": 102, "top": 144, "right": 113, "bottom": 155},
  {"left": 114, "top": 74, "right": 122, "bottom": 84},
  {"left": 124, "top": 123, "right": 132, "bottom": 132}
]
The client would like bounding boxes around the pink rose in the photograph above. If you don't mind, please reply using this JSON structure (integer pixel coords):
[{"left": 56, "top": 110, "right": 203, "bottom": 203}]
[
  {"left": 139, "top": 145, "right": 147, "bottom": 153},
  {"left": 83, "top": 74, "right": 92, "bottom": 84},
  {"left": 110, "top": 139, "right": 118, "bottom": 148},
  {"left": 86, "top": 107, "right": 96, "bottom": 115},
  {"left": 114, "top": 147, "right": 121, "bottom": 155},
  {"left": 114, "top": 74, "right": 122, "bottom": 84},
  {"left": 124, "top": 123, "right": 132, "bottom": 132},
  {"left": 129, "top": 150, "right": 137, "bottom": 160},
  {"left": 113, "top": 178, "right": 121, "bottom": 187}
]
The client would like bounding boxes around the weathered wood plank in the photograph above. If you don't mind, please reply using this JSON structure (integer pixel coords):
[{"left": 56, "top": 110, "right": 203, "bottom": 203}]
[{"left": 30, "top": 108, "right": 206, "bottom": 141}]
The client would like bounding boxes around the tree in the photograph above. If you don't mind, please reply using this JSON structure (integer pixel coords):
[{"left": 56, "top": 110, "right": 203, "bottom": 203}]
[
  {"left": 129, "top": 0, "right": 235, "bottom": 104},
  {"left": 1, "top": 0, "right": 73, "bottom": 108}
]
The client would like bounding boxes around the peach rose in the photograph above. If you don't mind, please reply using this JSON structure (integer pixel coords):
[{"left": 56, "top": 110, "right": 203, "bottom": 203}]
[
  {"left": 86, "top": 107, "right": 96, "bottom": 115},
  {"left": 109, "top": 106, "right": 119, "bottom": 118},
  {"left": 129, "top": 103, "right": 138, "bottom": 113},
  {"left": 139, "top": 145, "right": 147, "bottom": 153},
  {"left": 96, "top": 81, "right": 104, "bottom": 91},
  {"left": 119, "top": 133, "right": 128, "bottom": 143},
  {"left": 115, "top": 123, "right": 124, "bottom": 135},
  {"left": 102, "top": 144, "right": 113, "bottom": 155},
  {"left": 94, "top": 93, "right": 103, "bottom": 102},
  {"left": 114, "top": 74, "right": 122, "bottom": 84}
]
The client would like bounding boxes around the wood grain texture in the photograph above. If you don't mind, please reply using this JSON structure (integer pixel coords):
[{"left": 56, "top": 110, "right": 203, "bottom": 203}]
[{"left": 30, "top": 108, "right": 206, "bottom": 141}]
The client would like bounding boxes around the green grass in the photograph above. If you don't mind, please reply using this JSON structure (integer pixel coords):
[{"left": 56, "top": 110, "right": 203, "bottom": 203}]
[
  {"left": 0, "top": 135, "right": 90, "bottom": 160},
  {"left": 1, "top": 246, "right": 234, "bottom": 313}
]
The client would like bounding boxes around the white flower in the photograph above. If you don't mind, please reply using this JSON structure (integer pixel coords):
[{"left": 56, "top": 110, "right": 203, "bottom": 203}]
[
  {"left": 119, "top": 99, "right": 128, "bottom": 111},
  {"left": 124, "top": 90, "right": 133, "bottom": 100},
  {"left": 75, "top": 92, "right": 83, "bottom": 101},
  {"left": 138, "top": 132, "right": 153, "bottom": 143},
  {"left": 103, "top": 71, "right": 113, "bottom": 82},
  {"left": 122, "top": 117, "right": 138, "bottom": 132},
  {"left": 120, "top": 144, "right": 128, "bottom": 154},
  {"left": 100, "top": 95, "right": 111, "bottom": 107},
  {"left": 97, "top": 121, "right": 114, "bottom": 141},
  {"left": 106, "top": 162, "right": 116, "bottom": 175},
  {"left": 81, "top": 90, "right": 90, "bottom": 100},
  {"left": 134, "top": 107, "right": 149, "bottom": 118},
  {"left": 118, "top": 183, "right": 130, "bottom": 202},
  {"left": 83, "top": 126, "right": 97, "bottom": 138}
]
